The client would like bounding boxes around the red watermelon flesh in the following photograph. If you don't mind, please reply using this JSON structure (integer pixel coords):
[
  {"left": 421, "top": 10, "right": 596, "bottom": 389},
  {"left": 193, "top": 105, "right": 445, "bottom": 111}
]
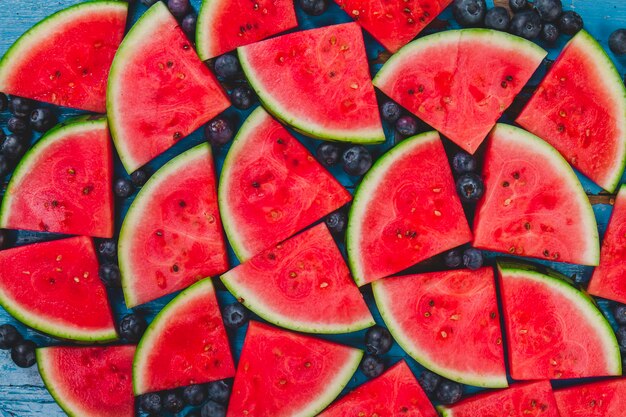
[
  {"left": 0, "top": 116, "right": 113, "bottom": 238},
  {"left": 438, "top": 381, "right": 560, "bottom": 417},
  {"left": 0, "top": 1, "right": 127, "bottom": 112},
  {"left": 588, "top": 186, "right": 626, "bottom": 303},
  {"left": 554, "top": 379, "right": 626, "bottom": 417},
  {"left": 37, "top": 346, "right": 135, "bottom": 417},
  {"left": 473, "top": 124, "right": 599, "bottom": 266},
  {"left": 373, "top": 29, "right": 546, "bottom": 153},
  {"left": 227, "top": 321, "right": 363, "bottom": 417},
  {"left": 334, "top": 0, "right": 452, "bottom": 53},
  {"left": 0, "top": 236, "right": 116, "bottom": 342},
  {"left": 107, "top": 1, "right": 230, "bottom": 173},
  {"left": 119, "top": 143, "right": 228, "bottom": 308},
  {"left": 516, "top": 30, "right": 626, "bottom": 192},
  {"left": 346, "top": 131, "right": 472, "bottom": 285},
  {"left": 318, "top": 360, "right": 438, "bottom": 417},
  {"left": 221, "top": 223, "right": 373, "bottom": 334},
  {"left": 196, "top": 0, "right": 297, "bottom": 60},
  {"left": 219, "top": 107, "right": 352, "bottom": 261},
  {"left": 373, "top": 268, "right": 507, "bottom": 388}
]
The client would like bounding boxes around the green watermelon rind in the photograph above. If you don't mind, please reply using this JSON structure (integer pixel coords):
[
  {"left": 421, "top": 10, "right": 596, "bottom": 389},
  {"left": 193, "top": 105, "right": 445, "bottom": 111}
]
[
  {"left": 497, "top": 260, "right": 622, "bottom": 377},
  {"left": 436, "top": 406, "right": 453, "bottom": 417},
  {"left": 195, "top": 0, "right": 221, "bottom": 61},
  {"left": 37, "top": 348, "right": 83, "bottom": 417}
]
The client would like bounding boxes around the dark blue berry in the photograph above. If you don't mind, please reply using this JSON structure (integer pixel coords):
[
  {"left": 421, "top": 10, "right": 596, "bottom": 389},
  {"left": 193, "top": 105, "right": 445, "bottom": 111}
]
[
  {"left": 207, "top": 380, "right": 230, "bottom": 404},
  {"left": 214, "top": 54, "right": 241, "bottom": 80},
  {"left": 0, "top": 324, "right": 22, "bottom": 349},
  {"left": 298, "top": 0, "right": 328, "bottom": 16},
  {"left": 534, "top": 0, "right": 562, "bottom": 22},
  {"left": 1, "top": 134, "right": 29, "bottom": 161},
  {"left": 456, "top": 173, "right": 484, "bottom": 202},
  {"left": 510, "top": 11, "right": 542, "bottom": 40},
  {"left": 342, "top": 145, "right": 372, "bottom": 176},
  {"left": 140, "top": 393, "right": 163, "bottom": 414},
  {"left": 167, "top": 0, "right": 190, "bottom": 18},
  {"left": 181, "top": 13, "right": 197, "bottom": 40},
  {"left": 11, "top": 340, "right": 36, "bottom": 368},
  {"left": 163, "top": 390, "right": 185, "bottom": 413},
  {"left": 558, "top": 11, "right": 583, "bottom": 36},
  {"left": 325, "top": 209, "right": 347, "bottom": 235},
  {"left": 609, "top": 29, "right": 626, "bottom": 56},
  {"left": 29, "top": 108, "right": 56, "bottom": 132},
  {"left": 364, "top": 325, "right": 393, "bottom": 355},
  {"left": 484, "top": 7, "right": 510, "bottom": 31},
  {"left": 316, "top": 142, "right": 342, "bottom": 166},
  {"left": 9, "top": 96, "right": 35, "bottom": 118},
  {"left": 436, "top": 380, "right": 463, "bottom": 405},
  {"left": 360, "top": 355, "right": 385, "bottom": 379},
  {"left": 114, "top": 178, "right": 134, "bottom": 198},
  {"left": 509, "top": 0, "right": 527, "bottom": 12},
  {"left": 118, "top": 313, "right": 147, "bottom": 343},
  {"left": 444, "top": 249, "right": 463, "bottom": 268},
  {"left": 616, "top": 326, "right": 626, "bottom": 348},
  {"left": 0, "top": 154, "right": 10, "bottom": 177},
  {"left": 452, "top": 152, "right": 477, "bottom": 175},
  {"left": 205, "top": 117, "right": 234, "bottom": 146},
  {"left": 7, "top": 116, "right": 30, "bottom": 135},
  {"left": 541, "top": 23, "right": 560, "bottom": 43},
  {"left": 395, "top": 116, "right": 418, "bottom": 137},
  {"left": 463, "top": 248, "right": 483, "bottom": 270},
  {"left": 98, "top": 239, "right": 117, "bottom": 260},
  {"left": 614, "top": 304, "right": 626, "bottom": 325},
  {"left": 222, "top": 303, "right": 249, "bottom": 329},
  {"left": 99, "top": 263, "right": 121, "bottom": 288},
  {"left": 183, "top": 384, "right": 207, "bottom": 406},
  {"left": 0, "top": 93, "right": 7, "bottom": 111},
  {"left": 131, "top": 169, "right": 149, "bottom": 187},
  {"left": 201, "top": 400, "right": 226, "bottom": 417},
  {"left": 418, "top": 370, "right": 441, "bottom": 395},
  {"left": 381, "top": 101, "right": 401, "bottom": 123},
  {"left": 452, "top": 0, "right": 486, "bottom": 27},
  {"left": 230, "top": 85, "right": 256, "bottom": 110}
]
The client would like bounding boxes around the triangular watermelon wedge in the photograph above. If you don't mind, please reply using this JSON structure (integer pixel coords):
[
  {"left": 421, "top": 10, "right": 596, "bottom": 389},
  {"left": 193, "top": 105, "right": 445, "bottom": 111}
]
[
  {"left": 133, "top": 278, "right": 235, "bottom": 395},
  {"left": 373, "top": 29, "right": 546, "bottom": 153},
  {"left": 516, "top": 30, "right": 626, "bottom": 192},
  {"left": 219, "top": 107, "right": 352, "bottom": 262},
  {"left": 238, "top": 23, "right": 384, "bottom": 143},
  {"left": 0, "top": 115, "right": 114, "bottom": 238},
  {"left": 554, "top": 379, "right": 626, "bottom": 417},
  {"left": 227, "top": 321, "right": 363, "bottom": 417},
  {"left": 107, "top": 1, "right": 230, "bottom": 173},
  {"left": 473, "top": 124, "right": 599, "bottom": 266},
  {"left": 0, "top": 1, "right": 127, "bottom": 112},
  {"left": 221, "top": 223, "right": 374, "bottom": 334},
  {"left": 317, "top": 360, "right": 438, "bottom": 417}
]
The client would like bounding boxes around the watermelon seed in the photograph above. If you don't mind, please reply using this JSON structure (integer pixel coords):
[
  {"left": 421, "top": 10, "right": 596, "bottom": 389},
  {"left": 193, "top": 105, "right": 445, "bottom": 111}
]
[
  {"left": 450, "top": 314, "right": 460, "bottom": 321},
  {"left": 340, "top": 45, "right": 349, "bottom": 51},
  {"left": 559, "top": 110, "right": 567, "bottom": 117},
  {"left": 82, "top": 185, "right": 93, "bottom": 195},
  {"left": 543, "top": 249, "right": 550, "bottom": 256},
  {"left": 552, "top": 252, "right": 560, "bottom": 260},
  {"left": 429, "top": 300, "right": 435, "bottom": 306},
  {"left": 83, "top": 272, "right": 89, "bottom": 278},
  {"left": 279, "top": 378, "right": 287, "bottom": 385},
  {"left": 173, "top": 132, "right": 181, "bottom": 140},
  {"left": 424, "top": 312, "right": 431, "bottom": 317},
  {"left": 329, "top": 71, "right": 336, "bottom": 78},
  {"left": 183, "top": 44, "right": 190, "bottom": 50},
  {"left": 177, "top": 73, "right": 186, "bottom": 80},
  {"left": 56, "top": 255, "right": 62, "bottom": 261},
  {"left": 443, "top": 96, "right": 452, "bottom": 104},
  {"left": 67, "top": 168, "right": 75, "bottom": 175},
  {"left": 49, "top": 278, "right": 55, "bottom": 285},
  {"left": 531, "top": 400, "right": 537, "bottom": 407},
  {"left": 276, "top": 243, "right": 283, "bottom": 249},
  {"left": 81, "top": 68, "right": 89, "bottom": 76},
  {"left": 68, "top": 82, "right": 75, "bottom": 89},
  {"left": 73, "top": 277, "right": 80, "bottom": 283},
  {"left": 506, "top": 75, "right": 513, "bottom": 82},
  {"left": 277, "top": 138, "right": 284, "bottom": 144},
  {"left": 251, "top": 181, "right": 260, "bottom": 188},
  {"left": 432, "top": 187, "right": 441, "bottom": 193},
  {"left": 155, "top": 230, "right": 164, "bottom": 236},
  {"left": 253, "top": 3, "right": 259, "bottom": 10},
  {"left": 501, "top": 81, "right": 508, "bottom": 88},
  {"left": 557, "top": 123, "right": 565, "bottom": 133},
  {"left": 440, "top": 331, "right": 448, "bottom": 338},
  {"left": 21, "top": 271, "right": 30, "bottom": 275},
  {"left": 351, "top": 9, "right": 359, "bottom": 16},
  {"left": 304, "top": 361, "right": 311, "bottom": 367},
  {"left": 51, "top": 200, "right": 59, "bottom": 207},
  {"left": 55, "top": 267, "right": 62, "bottom": 272},
  {"left": 172, "top": 264, "right": 179, "bottom": 272},
  {"left": 350, "top": 82, "right": 359, "bottom": 89},
  {"left": 408, "top": 18, "right": 415, "bottom": 24},
  {"left": 158, "top": 63, "right": 164, "bottom": 70},
  {"left": 585, "top": 129, "right": 591, "bottom": 137},
  {"left": 502, "top": 181, "right": 509, "bottom": 187},
  {"left": 289, "top": 271, "right": 297, "bottom": 278},
  {"left": 490, "top": 312, "right": 496, "bottom": 319},
  {"left": 504, "top": 198, "right": 511, "bottom": 206},
  {"left": 496, "top": 338, "right": 502, "bottom": 345},
  {"left": 524, "top": 222, "right": 531, "bottom": 230},
  {"left": 508, "top": 246, "right": 516, "bottom": 253},
  {"left": 330, "top": 36, "right": 337, "bottom": 45},
  {"left": 167, "top": 61, "right": 174, "bottom": 68},
  {"left": 408, "top": 89, "right": 415, "bottom": 95},
  {"left": 178, "top": 200, "right": 186, "bottom": 207},
  {"left": 320, "top": 282, "right": 328, "bottom": 288},
  {"left": 267, "top": 253, "right": 276, "bottom": 260},
  {"left": 559, "top": 77, "right": 566, "bottom": 82},
  {"left": 550, "top": 359, "right": 557, "bottom": 366},
  {"left": 207, "top": 214, "right": 215, "bottom": 223},
  {"left": 434, "top": 210, "right": 442, "bottom": 216},
  {"left": 403, "top": 7, "right": 410, "bottom": 13},
  {"left": 418, "top": 85, "right": 425, "bottom": 93},
  {"left": 512, "top": 172, "right": 520, "bottom": 179},
  {"left": 589, "top": 400, "right": 596, "bottom": 407},
  {"left": 519, "top": 329, "right": 528, "bottom": 334}
]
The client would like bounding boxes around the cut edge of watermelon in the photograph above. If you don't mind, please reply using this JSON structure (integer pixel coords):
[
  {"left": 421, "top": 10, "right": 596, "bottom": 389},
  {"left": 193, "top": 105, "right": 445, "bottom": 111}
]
[
  {"left": 195, "top": 0, "right": 223, "bottom": 60},
  {"left": 497, "top": 260, "right": 622, "bottom": 376},
  {"left": 371, "top": 278, "right": 509, "bottom": 388}
]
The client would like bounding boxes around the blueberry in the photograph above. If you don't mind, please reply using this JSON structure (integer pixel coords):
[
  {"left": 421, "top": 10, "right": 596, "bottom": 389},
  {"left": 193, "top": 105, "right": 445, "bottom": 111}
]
[
  {"left": 418, "top": 370, "right": 441, "bottom": 395},
  {"left": 205, "top": 117, "right": 234, "bottom": 147},
  {"left": 614, "top": 304, "right": 626, "bottom": 325},
  {"left": 0, "top": 93, "right": 7, "bottom": 111},
  {"left": 230, "top": 85, "right": 256, "bottom": 110},
  {"left": 0, "top": 324, "right": 22, "bottom": 349},
  {"left": 541, "top": 23, "right": 560, "bottom": 44},
  {"left": 509, "top": 0, "right": 527, "bottom": 12},
  {"left": 298, "top": 0, "right": 328, "bottom": 16},
  {"left": 558, "top": 11, "right": 583, "bottom": 36},
  {"left": 163, "top": 390, "right": 185, "bottom": 413},
  {"left": 456, "top": 173, "right": 484, "bottom": 202},
  {"left": 360, "top": 355, "right": 385, "bottom": 379},
  {"left": 463, "top": 248, "right": 483, "bottom": 270},
  {"left": 436, "top": 380, "right": 463, "bottom": 405},
  {"left": 214, "top": 54, "right": 241, "bottom": 80},
  {"left": 609, "top": 29, "right": 626, "bottom": 56},
  {"left": 201, "top": 400, "right": 226, "bottom": 417},
  {"left": 381, "top": 101, "right": 401, "bottom": 123},
  {"left": 452, "top": 152, "right": 477, "bottom": 175},
  {"left": 206, "top": 380, "right": 230, "bottom": 404},
  {"left": 183, "top": 384, "right": 207, "bottom": 406},
  {"left": 484, "top": 7, "right": 510, "bottom": 31},
  {"left": 181, "top": 13, "right": 197, "bottom": 40},
  {"left": 7, "top": 116, "right": 30, "bottom": 135},
  {"left": 130, "top": 169, "right": 149, "bottom": 187},
  {"left": 325, "top": 209, "right": 347, "bottom": 235},
  {"left": 118, "top": 313, "right": 147, "bottom": 343},
  {"left": 0, "top": 154, "right": 11, "bottom": 177},
  {"left": 1, "top": 134, "right": 29, "bottom": 161},
  {"left": 98, "top": 239, "right": 117, "bottom": 260},
  {"left": 222, "top": 303, "right": 249, "bottom": 329},
  {"left": 9, "top": 96, "right": 35, "bottom": 118},
  {"left": 167, "top": 0, "right": 190, "bottom": 18},
  {"left": 139, "top": 393, "right": 163, "bottom": 414},
  {"left": 452, "top": 0, "right": 486, "bottom": 27},
  {"left": 616, "top": 326, "right": 626, "bottom": 348},
  {"left": 113, "top": 177, "right": 134, "bottom": 198},
  {"left": 11, "top": 340, "right": 37, "bottom": 368},
  {"left": 99, "top": 263, "right": 121, "bottom": 288},
  {"left": 316, "top": 142, "right": 342, "bottom": 166},
  {"left": 29, "top": 108, "right": 56, "bottom": 132},
  {"left": 510, "top": 11, "right": 542, "bottom": 40},
  {"left": 534, "top": 0, "right": 562, "bottom": 23},
  {"left": 395, "top": 116, "right": 418, "bottom": 137},
  {"left": 444, "top": 249, "right": 463, "bottom": 268},
  {"left": 342, "top": 145, "right": 372, "bottom": 176},
  {"left": 364, "top": 325, "right": 393, "bottom": 355}
]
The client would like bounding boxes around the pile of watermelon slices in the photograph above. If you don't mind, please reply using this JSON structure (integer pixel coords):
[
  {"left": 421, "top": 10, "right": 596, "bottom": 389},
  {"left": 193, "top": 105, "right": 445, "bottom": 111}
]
[{"left": 1, "top": 0, "right": 626, "bottom": 416}]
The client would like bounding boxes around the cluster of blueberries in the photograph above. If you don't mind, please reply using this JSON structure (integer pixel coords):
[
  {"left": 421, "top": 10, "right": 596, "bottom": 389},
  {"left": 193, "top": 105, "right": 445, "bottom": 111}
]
[{"left": 0, "top": 324, "right": 37, "bottom": 368}]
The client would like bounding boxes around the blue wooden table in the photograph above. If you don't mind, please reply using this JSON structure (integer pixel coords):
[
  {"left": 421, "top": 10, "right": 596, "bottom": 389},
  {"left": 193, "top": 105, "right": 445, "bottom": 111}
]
[{"left": 1, "top": 0, "right": 626, "bottom": 416}]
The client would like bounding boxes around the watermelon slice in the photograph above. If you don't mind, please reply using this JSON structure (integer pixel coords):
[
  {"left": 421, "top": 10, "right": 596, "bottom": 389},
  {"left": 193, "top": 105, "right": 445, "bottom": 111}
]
[
  {"left": 473, "top": 124, "right": 599, "bottom": 266},
  {"left": 346, "top": 131, "right": 472, "bottom": 285},
  {"left": 373, "top": 29, "right": 546, "bottom": 153},
  {"left": 0, "top": 236, "right": 116, "bottom": 342},
  {"left": 227, "top": 321, "right": 362, "bottom": 417},
  {"left": 497, "top": 261, "right": 621, "bottom": 380},
  {"left": 588, "top": 186, "right": 626, "bottom": 303},
  {"left": 219, "top": 107, "right": 352, "bottom": 261},
  {"left": 317, "top": 360, "right": 438, "bottom": 417},
  {"left": 0, "top": 115, "right": 113, "bottom": 238},
  {"left": 221, "top": 223, "right": 373, "bottom": 334},
  {"left": 37, "top": 346, "right": 135, "bottom": 417},
  {"left": 107, "top": 1, "right": 230, "bottom": 173},
  {"left": 438, "top": 381, "right": 560, "bottom": 417},
  {"left": 0, "top": 1, "right": 127, "bottom": 113},
  {"left": 133, "top": 278, "right": 234, "bottom": 395},
  {"left": 334, "top": 0, "right": 452, "bottom": 53},
  {"left": 372, "top": 268, "right": 507, "bottom": 388},
  {"left": 119, "top": 143, "right": 228, "bottom": 308},
  {"left": 554, "top": 379, "right": 626, "bottom": 417},
  {"left": 516, "top": 30, "right": 626, "bottom": 192},
  {"left": 196, "top": 0, "right": 297, "bottom": 60},
  {"left": 238, "top": 23, "right": 384, "bottom": 143}
]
